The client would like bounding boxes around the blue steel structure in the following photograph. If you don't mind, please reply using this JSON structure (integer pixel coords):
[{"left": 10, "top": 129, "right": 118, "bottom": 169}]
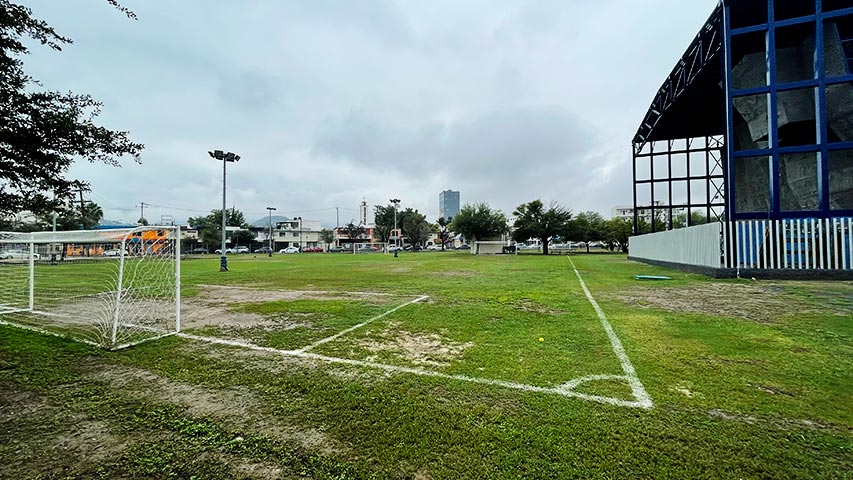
[{"left": 633, "top": 0, "right": 853, "bottom": 235}]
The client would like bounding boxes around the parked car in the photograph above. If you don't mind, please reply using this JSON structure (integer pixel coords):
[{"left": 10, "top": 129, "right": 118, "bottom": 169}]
[
  {"left": 0, "top": 249, "right": 40, "bottom": 260},
  {"left": 101, "top": 249, "right": 129, "bottom": 257},
  {"left": 328, "top": 246, "right": 347, "bottom": 253},
  {"left": 235, "top": 246, "right": 250, "bottom": 254},
  {"left": 303, "top": 247, "right": 324, "bottom": 253},
  {"left": 455, "top": 244, "right": 470, "bottom": 250},
  {"left": 192, "top": 247, "right": 209, "bottom": 254},
  {"left": 254, "top": 247, "right": 272, "bottom": 254},
  {"left": 356, "top": 245, "right": 378, "bottom": 253},
  {"left": 279, "top": 246, "right": 300, "bottom": 254},
  {"left": 214, "top": 248, "right": 235, "bottom": 254},
  {"left": 387, "top": 245, "right": 403, "bottom": 252}
]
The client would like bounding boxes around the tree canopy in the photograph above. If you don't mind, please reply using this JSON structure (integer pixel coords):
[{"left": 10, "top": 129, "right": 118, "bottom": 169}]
[
  {"left": 0, "top": 0, "right": 143, "bottom": 217},
  {"left": 449, "top": 203, "right": 507, "bottom": 243},
  {"left": 372, "top": 204, "right": 395, "bottom": 243},
  {"left": 399, "top": 208, "right": 431, "bottom": 247},
  {"left": 188, "top": 209, "right": 250, "bottom": 248},
  {"left": 511, "top": 200, "right": 572, "bottom": 255}
]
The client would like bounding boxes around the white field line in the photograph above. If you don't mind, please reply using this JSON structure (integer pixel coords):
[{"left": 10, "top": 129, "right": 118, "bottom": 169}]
[
  {"left": 176, "top": 332, "right": 651, "bottom": 408},
  {"left": 567, "top": 256, "right": 653, "bottom": 408},
  {"left": 294, "top": 295, "right": 429, "bottom": 353},
  {"left": 0, "top": 318, "right": 103, "bottom": 348}
]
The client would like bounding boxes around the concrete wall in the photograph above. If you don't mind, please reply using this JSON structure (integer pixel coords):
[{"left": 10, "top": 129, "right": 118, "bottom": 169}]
[{"left": 629, "top": 223, "right": 722, "bottom": 268}]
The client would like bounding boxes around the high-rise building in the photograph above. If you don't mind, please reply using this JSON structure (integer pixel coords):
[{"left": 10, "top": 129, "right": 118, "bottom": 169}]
[{"left": 439, "top": 190, "right": 460, "bottom": 220}]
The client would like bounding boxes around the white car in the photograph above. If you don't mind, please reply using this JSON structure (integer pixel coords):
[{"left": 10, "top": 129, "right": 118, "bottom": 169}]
[
  {"left": 387, "top": 245, "right": 403, "bottom": 252},
  {"left": 279, "top": 246, "right": 300, "bottom": 254},
  {"left": 101, "top": 249, "right": 129, "bottom": 257},
  {"left": 0, "top": 249, "right": 40, "bottom": 260},
  {"left": 214, "top": 248, "right": 235, "bottom": 254},
  {"left": 234, "top": 246, "right": 250, "bottom": 254}
]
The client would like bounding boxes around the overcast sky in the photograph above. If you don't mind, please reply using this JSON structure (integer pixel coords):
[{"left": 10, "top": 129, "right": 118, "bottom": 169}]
[{"left": 22, "top": 0, "right": 716, "bottom": 227}]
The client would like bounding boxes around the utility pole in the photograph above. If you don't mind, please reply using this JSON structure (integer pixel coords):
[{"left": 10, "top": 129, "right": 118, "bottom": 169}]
[
  {"left": 335, "top": 207, "right": 339, "bottom": 229},
  {"left": 71, "top": 181, "right": 90, "bottom": 230},
  {"left": 139, "top": 202, "right": 147, "bottom": 224}
]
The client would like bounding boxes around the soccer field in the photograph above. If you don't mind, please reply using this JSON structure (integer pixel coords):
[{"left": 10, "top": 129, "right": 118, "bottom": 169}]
[{"left": 0, "top": 253, "right": 850, "bottom": 478}]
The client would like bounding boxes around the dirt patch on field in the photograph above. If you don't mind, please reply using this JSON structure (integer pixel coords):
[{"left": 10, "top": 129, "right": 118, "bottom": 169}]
[
  {"left": 194, "top": 285, "right": 398, "bottom": 304},
  {"left": 89, "top": 364, "right": 346, "bottom": 454},
  {"left": 614, "top": 282, "right": 852, "bottom": 323},
  {"left": 0, "top": 387, "right": 129, "bottom": 478},
  {"left": 360, "top": 322, "right": 473, "bottom": 367},
  {"left": 439, "top": 270, "right": 476, "bottom": 277},
  {"left": 515, "top": 298, "right": 563, "bottom": 316},
  {"left": 708, "top": 409, "right": 839, "bottom": 431},
  {"left": 181, "top": 286, "right": 403, "bottom": 330}
]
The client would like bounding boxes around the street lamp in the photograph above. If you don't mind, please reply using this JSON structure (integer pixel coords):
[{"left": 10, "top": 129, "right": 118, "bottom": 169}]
[
  {"left": 296, "top": 216, "right": 303, "bottom": 250},
  {"left": 390, "top": 198, "right": 400, "bottom": 247},
  {"left": 266, "top": 206, "right": 276, "bottom": 257},
  {"left": 208, "top": 149, "right": 240, "bottom": 271}
]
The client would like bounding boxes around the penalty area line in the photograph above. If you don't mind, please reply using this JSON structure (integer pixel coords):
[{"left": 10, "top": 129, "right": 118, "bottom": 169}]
[
  {"left": 176, "top": 331, "right": 651, "bottom": 409},
  {"left": 566, "top": 256, "right": 653, "bottom": 409},
  {"left": 294, "top": 295, "right": 430, "bottom": 353}
]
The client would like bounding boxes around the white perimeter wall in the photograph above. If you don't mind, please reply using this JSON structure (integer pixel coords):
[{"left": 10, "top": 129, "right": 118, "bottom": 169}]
[{"left": 629, "top": 223, "right": 722, "bottom": 268}]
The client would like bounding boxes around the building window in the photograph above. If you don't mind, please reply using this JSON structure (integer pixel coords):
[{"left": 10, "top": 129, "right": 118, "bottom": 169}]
[
  {"left": 730, "top": 2, "right": 767, "bottom": 30},
  {"left": 731, "top": 31, "right": 767, "bottom": 90},
  {"left": 826, "top": 82, "right": 853, "bottom": 143},
  {"left": 824, "top": 15, "right": 853, "bottom": 78},
  {"left": 779, "top": 153, "right": 820, "bottom": 211},
  {"left": 774, "top": 0, "right": 814, "bottom": 22},
  {"left": 829, "top": 149, "right": 853, "bottom": 210},
  {"left": 824, "top": 0, "right": 853, "bottom": 13},
  {"left": 735, "top": 156, "right": 771, "bottom": 213},
  {"left": 776, "top": 88, "right": 817, "bottom": 147},
  {"left": 733, "top": 94, "right": 769, "bottom": 150},
  {"left": 775, "top": 22, "right": 816, "bottom": 83}
]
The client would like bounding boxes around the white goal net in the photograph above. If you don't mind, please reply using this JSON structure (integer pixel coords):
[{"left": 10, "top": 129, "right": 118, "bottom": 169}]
[{"left": 0, "top": 226, "right": 180, "bottom": 349}]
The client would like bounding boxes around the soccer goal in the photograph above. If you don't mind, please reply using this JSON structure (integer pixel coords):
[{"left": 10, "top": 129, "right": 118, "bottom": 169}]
[{"left": 0, "top": 226, "right": 180, "bottom": 350}]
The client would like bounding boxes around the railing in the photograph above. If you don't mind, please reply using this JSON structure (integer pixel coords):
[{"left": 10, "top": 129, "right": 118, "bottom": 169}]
[{"left": 725, "top": 218, "right": 853, "bottom": 270}]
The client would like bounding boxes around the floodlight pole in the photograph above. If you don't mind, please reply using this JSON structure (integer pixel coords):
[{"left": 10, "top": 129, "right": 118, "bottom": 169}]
[
  {"left": 209, "top": 150, "right": 240, "bottom": 271},
  {"left": 390, "top": 198, "right": 400, "bottom": 247},
  {"left": 266, "top": 206, "right": 276, "bottom": 257}
]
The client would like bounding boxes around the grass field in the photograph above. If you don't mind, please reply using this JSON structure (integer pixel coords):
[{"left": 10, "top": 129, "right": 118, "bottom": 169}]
[{"left": 0, "top": 252, "right": 850, "bottom": 479}]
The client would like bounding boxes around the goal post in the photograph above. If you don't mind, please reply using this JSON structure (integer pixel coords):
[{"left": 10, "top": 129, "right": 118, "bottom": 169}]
[{"left": 0, "top": 226, "right": 180, "bottom": 349}]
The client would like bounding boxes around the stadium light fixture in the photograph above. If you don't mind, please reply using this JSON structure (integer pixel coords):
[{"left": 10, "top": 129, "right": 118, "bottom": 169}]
[
  {"left": 210, "top": 150, "right": 240, "bottom": 271},
  {"left": 390, "top": 198, "right": 401, "bottom": 247},
  {"left": 266, "top": 207, "right": 276, "bottom": 257}
]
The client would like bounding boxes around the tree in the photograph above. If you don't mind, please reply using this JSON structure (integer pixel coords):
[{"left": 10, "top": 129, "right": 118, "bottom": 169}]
[
  {"left": 400, "top": 209, "right": 431, "bottom": 247},
  {"left": 437, "top": 216, "right": 453, "bottom": 251},
  {"left": 449, "top": 203, "right": 508, "bottom": 243},
  {"left": 319, "top": 228, "right": 335, "bottom": 251},
  {"left": 372, "top": 204, "right": 395, "bottom": 243},
  {"left": 511, "top": 200, "right": 573, "bottom": 255},
  {"left": 137, "top": 217, "right": 149, "bottom": 226},
  {"left": 671, "top": 210, "right": 709, "bottom": 229},
  {"left": 188, "top": 209, "right": 249, "bottom": 249},
  {"left": 341, "top": 221, "right": 365, "bottom": 245},
  {"left": 604, "top": 217, "right": 632, "bottom": 253},
  {"left": 33, "top": 200, "right": 102, "bottom": 230},
  {"left": 0, "top": 1, "right": 144, "bottom": 217},
  {"left": 568, "top": 211, "right": 607, "bottom": 253}
]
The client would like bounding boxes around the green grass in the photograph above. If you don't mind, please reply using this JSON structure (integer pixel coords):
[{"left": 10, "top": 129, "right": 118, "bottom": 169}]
[{"left": 0, "top": 252, "right": 850, "bottom": 479}]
